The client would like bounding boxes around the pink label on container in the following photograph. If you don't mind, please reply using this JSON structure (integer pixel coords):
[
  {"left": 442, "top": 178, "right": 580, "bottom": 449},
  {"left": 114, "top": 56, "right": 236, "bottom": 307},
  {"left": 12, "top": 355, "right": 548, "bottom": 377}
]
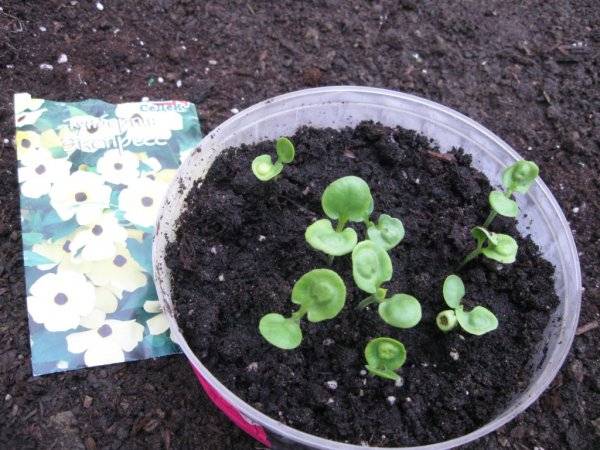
[{"left": 191, "top": 364, "right": 271, "bottom": 447}]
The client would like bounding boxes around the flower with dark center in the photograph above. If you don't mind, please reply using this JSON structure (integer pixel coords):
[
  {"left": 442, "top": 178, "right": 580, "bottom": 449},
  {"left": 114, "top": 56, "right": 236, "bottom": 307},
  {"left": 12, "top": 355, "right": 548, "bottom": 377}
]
[
  {"left": 54, "top": 293, "right": 68, "bottom": 305},
  {"left": 97, "top": 324, "right": 112, "bottom": 337},
  {"left": 113, "top": 255, "right": 127, "bottom": 267}
]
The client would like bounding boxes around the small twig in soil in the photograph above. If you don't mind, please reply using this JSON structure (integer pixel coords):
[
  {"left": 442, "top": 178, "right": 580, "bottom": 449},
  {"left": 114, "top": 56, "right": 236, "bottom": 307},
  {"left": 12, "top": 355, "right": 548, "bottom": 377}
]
[
  {"left": 576, "top": 320, "right": 599, "bottom": 336},
  {"left": 426, "top": 151, "right": 455, "bottom": 162},
  {"left": 279, "top": 194, "right": 317, "bottom": 217}
]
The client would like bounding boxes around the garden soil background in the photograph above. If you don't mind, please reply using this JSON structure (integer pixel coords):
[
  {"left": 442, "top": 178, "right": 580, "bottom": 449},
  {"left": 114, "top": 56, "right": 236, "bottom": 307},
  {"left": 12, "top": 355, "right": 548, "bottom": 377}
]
[{"left": 0, "top": 1, "right": 598, "bottom": 449}]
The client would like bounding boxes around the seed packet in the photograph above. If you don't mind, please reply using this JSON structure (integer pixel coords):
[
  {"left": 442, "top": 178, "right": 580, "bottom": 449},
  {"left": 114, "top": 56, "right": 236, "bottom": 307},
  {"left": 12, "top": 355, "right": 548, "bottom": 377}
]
[{"left": 15, "top": 93, "right": 201, "bottom": 375}]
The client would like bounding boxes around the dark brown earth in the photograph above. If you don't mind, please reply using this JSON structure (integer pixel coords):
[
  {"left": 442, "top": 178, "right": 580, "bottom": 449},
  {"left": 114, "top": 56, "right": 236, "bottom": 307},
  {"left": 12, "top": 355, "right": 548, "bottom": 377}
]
[
  {"left": 0, "top": 1, "right": 598, "bottom": 449},
  {"left": 166, "top": 121, "right": 559, "bottom": 446}
]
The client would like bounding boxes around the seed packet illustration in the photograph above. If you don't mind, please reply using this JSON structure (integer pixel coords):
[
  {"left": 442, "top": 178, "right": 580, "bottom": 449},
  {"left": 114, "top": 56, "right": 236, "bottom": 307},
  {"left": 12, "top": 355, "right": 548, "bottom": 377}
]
[{"left": 15, "top": 93, "right": 201, "bottom": 375}]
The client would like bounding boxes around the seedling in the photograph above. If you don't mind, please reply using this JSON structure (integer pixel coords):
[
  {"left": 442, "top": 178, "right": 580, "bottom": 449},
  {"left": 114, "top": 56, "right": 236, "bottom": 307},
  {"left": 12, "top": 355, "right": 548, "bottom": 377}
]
[
  {"left": 353, "top": 241, "right": 421, "bottom": 328},
  {"left": 436, "top": 274, "right": 498, "bottom": 336},
  {"left": 366, "top": 214, "right": 405, "bottom": 251},
  {"left": 251, "top": 137, "right": 295, "bottom": 181},
  {"left": 459, "top": 226, "right": 518, "bottom": 269},
  {"left": 305, "top": 176, "right": 373, "bottom": 259},
  {"left": 458, "top": 160, "right": 537, "bottom": 270},
  {"left": 259, "top": 269, "right": 346, "bottom": 349},
  {"left": 483, "top": 160, "right": 539, "bottom": 227},
  {"left": 364, "top": 337, "right": 406, "bottom": 381},
  {"left": 305, "top": 219, "right": 357, "bottom": 256}
]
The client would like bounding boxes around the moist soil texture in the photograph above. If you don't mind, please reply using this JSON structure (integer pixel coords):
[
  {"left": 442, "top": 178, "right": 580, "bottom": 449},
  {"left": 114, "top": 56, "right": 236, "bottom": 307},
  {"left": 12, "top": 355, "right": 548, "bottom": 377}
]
[
  {"left": 1, "top": 1, "right": 599, "bottom": 449},
  {"left": 166, "top": 121, "right": 559, "bottom": 447}
]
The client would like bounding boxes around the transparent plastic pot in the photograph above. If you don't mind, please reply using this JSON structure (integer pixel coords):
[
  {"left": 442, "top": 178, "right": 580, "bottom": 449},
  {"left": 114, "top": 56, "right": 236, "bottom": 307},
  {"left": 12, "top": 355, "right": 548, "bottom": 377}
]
[{"left": 153, "top": 86, "right": 582, "bottom": 449}]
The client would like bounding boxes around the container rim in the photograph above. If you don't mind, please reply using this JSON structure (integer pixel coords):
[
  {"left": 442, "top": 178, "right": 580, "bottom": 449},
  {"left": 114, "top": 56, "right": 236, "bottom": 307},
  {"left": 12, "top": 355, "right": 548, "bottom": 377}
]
[{"left": 154, "top": 86, "right": 582, "bottom": 449}]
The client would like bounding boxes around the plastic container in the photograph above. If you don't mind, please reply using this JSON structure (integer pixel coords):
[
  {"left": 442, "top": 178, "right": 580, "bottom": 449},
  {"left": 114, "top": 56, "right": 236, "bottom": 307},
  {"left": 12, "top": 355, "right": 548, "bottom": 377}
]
[{"left": 153, "top": 86, "right": 582, "bottom": 449}]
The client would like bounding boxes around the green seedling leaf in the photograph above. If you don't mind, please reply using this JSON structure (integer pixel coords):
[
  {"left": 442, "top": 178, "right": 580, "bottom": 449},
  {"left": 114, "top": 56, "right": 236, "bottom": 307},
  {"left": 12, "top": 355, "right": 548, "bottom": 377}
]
[
  {"left": 502, "top": 160, "right": 539, "bottom": 193},
  {"left": 436, "top": 310, "right": 458, "bottom": 332},
  {"left": 455, "top": 305, "right": 498, "bottom": 335},
  {"left": 352, "top": 240, "right": 393, "bottom": 294},
  {"left": 489, "top": 190, "right": 518, "bottom": 218},
  {"left": 251, "top": 154, "right": 283, "bottom": 181},
  {"left": 251, "top": 136, "right": 296, "bottom": 181},
  {"left": 378, "top": 294, "right": 422, "bottom": 329},
  {"left": 367, "top": 214, "right": 405, "bottom": 251},
  {"left": 259, "top": 313, "right": 303, "bottom": 349},
  {"left": 305, "top": 219, "right": 358, "bottom": 256},
  {"left": 322, "top": 176, "right": 374, "bottom": 223},
  {"left": 442, "top": 274, "right": 465, "bottom": 309},
  {"left": 471, "top": 226, "right": 497, "bottom": 246},
  {"left": 275, "top": 137, "right": 295, "bottom": 163},
  {"left": 482, "top": 233, "right": 518, "bottom": 264},
  {"left": 364, "top": 337, "right": 406, "bottom": 381},
  {"left": 291, "top": 269, "right": 346, "bottom": 322}
]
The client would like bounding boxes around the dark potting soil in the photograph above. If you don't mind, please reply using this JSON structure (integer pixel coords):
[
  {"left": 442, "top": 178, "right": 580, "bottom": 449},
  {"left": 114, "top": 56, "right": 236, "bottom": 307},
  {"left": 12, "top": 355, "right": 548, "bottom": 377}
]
[{"left": 166, "top": 121, "right": 559, "bottom": 447}]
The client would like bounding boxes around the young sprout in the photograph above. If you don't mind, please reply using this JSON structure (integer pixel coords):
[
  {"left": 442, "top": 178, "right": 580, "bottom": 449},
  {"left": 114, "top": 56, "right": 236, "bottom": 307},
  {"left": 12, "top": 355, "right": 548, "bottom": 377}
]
[
  {"left": 502, "top": 160, "right": 539, "bottom": 194},
  {"left": 305, "top": 219, "right": 357, "bottom": 256},
  {"left": 364, "top": 337, "right": 406, "bottom": 381},
  {"left": 482, "top": 159, "right": 539, "bottom": 228},
  {"left": 378, "top": 294, "right": 422, "bottom": 329},
  {"left": 259, "top": 269, "right": 346, "bottom": 349},
  {"left": 353, "top": 241, "right": 422, "bottom": 328},
  {"left": 322, "top": 175, "right": 374, "bottom": 225},
  {"left": 455, "top": 160, "right": 539, "bottom": 270},
  {"left": 251, "top": 137, "right": 295, "bottom": 181},
  {"left": 367, "top": 214, "right": 405, "bottom": 251},
  {"left": 352, "top": 240, "right": 392, "bottom": 300},
  {"left": 436, "top": 274, "right": 498, "bottom": 336},
  {"left": 307, "top": 176, "right": 373, "bottom": 261},
  {"left": 458, "top": 226, "right": 518, "bottom": 269}
]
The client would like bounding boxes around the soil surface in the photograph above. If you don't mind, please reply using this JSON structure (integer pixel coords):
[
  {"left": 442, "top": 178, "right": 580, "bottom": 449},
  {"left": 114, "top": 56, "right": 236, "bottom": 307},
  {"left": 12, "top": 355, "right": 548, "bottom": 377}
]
[
  {"left": 1, "top": 1, "right": 599, "bottom": 449},
  {"left": 166, "top": 122, "right": 559, "bottom": 446}
]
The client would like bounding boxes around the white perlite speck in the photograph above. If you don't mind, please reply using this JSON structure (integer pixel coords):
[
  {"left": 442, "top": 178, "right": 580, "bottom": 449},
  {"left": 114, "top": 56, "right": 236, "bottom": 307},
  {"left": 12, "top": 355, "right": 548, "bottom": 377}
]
[
  {"left": 322, "top": 338, "right": 334, "bottom": 346},
  {"left": 327, "top": 398, "right": 335, "bottom": 404},
  {"left": 386, "top": 396, "right": 396, "bottom": 406},
  {"left": 3, "top": 138, "right": 9, "bottom": 144},
  {"left": 230, "top": 108, "right": 240, "bottom": 114},
  {"left": 218, "top": 274, "right": 225, "bottom": 282},
  {"left": 246, "top": 362, "right": 258, "bottom": 372},
  {"left": 141, "top": 96, "right": 149, "bottom": 102},
  {"left": 57, "top": 54, "right": 68, "bottom": 64},
  {"left": 405, "top": 397, "right": 412, "bottom": 402},
  {"left": 96, "top": 1, "right": 104, "bottom": 10},
  {"left": 5, "top": 394, "right": 11, "bottom": 401},
  {"left": 39, "top": 26, "right": 47, "bottom": 32},
  {"left": 359, "top": 369, "right": 367, "bottom": 376},
  {"left": 325, "top": 380, "right": 338, "bottom": 390},
  {"left": 450, "top": 350, "right": 459, "bottom": 361},
  {"left": 258, "top": 235, "right": 266, "bottom": 242},
  {"left": 210, "top": 246, "right": 217, "bottom": 254},
  {"left": 39, "top": 63, "right": 53, "bottom": 71},
  {"left": 176, "top": 79, "right": 182, "bottom": 88},
  {"left": 572, "top": 207, "right": 580, "bottom": 213},
  {"left": 394, "top": 376, "right": 404, "bottom": 387},
  {"left": 208, "top": 59, "right": 217, "bottom": 65}
]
